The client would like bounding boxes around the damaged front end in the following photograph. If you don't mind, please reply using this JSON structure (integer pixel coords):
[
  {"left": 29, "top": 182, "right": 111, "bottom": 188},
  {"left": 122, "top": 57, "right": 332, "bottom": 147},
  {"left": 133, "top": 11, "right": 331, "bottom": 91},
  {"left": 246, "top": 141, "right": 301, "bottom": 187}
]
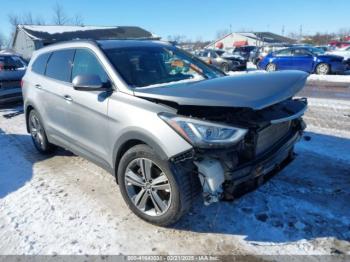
[{"left": 161, "top": 98, "right": 307, "bottom": 205}]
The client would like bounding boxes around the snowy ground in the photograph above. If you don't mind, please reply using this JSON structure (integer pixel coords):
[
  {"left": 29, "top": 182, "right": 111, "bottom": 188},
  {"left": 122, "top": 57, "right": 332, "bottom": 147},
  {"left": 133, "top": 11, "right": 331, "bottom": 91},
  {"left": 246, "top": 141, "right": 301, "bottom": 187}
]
[{"left": 0, "top": 98, "right": 349, "bottom": 256}]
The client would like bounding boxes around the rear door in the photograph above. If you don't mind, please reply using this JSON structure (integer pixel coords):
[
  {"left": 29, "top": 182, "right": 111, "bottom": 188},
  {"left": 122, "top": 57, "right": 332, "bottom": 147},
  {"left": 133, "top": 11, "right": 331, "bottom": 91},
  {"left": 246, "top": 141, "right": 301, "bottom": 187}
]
[
  {"left": 40, "top": 49, "right": 75, "bottom": 140},
  {"left": 291, "top": 48, "right": 314, "bottom": 72},
  {"left": 63, "top": 48, "right": 111, "bottom": 164}
]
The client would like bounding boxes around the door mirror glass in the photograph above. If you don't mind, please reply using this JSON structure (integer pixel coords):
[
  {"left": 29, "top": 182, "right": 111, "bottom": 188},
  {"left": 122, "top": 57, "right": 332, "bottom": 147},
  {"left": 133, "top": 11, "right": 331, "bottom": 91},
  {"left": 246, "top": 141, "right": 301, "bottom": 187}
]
[{"left": 72, "top": 74, "right": 104, "bottom": 91}]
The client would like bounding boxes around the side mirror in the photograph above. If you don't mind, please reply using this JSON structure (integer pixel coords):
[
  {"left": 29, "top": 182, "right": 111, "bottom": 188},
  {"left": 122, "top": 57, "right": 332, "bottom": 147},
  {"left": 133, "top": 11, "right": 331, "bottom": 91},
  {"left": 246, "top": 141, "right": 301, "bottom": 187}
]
[{"left": 72, "top": 74, "right": 109, "bottom": 91}]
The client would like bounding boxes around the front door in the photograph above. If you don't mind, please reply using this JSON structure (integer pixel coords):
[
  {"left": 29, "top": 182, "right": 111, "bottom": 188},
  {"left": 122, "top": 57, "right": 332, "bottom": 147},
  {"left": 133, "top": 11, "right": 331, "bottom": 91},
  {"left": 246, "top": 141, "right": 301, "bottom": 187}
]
[
  {"left": 291, "top": 49, "right": 314, "bottom": 72},
  {"left": 63, "top": 48, "right": 112, "bottom": 164}
]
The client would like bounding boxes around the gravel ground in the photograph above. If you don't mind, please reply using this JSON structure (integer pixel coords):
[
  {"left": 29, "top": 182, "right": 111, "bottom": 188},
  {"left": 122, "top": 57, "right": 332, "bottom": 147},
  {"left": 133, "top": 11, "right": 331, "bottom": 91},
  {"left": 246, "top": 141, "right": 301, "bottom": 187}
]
[{"left": 0, "top": 98, "right": 349, "bottom": 255}]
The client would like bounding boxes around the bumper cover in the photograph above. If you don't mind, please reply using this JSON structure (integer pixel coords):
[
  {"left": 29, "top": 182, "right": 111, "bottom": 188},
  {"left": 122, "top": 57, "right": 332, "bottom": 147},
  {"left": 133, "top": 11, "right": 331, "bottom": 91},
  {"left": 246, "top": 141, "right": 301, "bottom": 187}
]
[{"left": 230, "top": 131, "right": 301, "bottom": 185}]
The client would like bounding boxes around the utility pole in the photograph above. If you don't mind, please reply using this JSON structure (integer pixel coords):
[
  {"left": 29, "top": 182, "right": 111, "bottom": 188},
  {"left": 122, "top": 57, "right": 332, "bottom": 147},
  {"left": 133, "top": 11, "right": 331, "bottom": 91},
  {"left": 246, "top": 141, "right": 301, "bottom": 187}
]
[
  {"left": 282, "top": 25, "right": 285, "bottom": 36},
  {"left": 299, "top": 25, "right": 303, "bottom": 41}
]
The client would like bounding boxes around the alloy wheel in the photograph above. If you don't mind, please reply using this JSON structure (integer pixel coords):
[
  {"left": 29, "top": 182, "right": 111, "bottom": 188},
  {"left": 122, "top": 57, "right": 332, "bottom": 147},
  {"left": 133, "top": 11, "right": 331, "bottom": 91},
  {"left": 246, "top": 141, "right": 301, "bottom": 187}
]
[
  {"left": 316, "top": 63, "right": 329, "bottom": 75},
  {"left": 124, "top": 158, "right": 172, "bottom": 216},
  {"left": 29, "top": 114, "right": 44, "bottom": 149}
]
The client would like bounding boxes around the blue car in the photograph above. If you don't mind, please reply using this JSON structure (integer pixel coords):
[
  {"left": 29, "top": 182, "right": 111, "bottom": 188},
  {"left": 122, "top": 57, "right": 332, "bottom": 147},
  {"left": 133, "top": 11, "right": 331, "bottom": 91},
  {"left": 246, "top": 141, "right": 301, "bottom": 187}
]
[{"left": 258, "top": 47, "right": 347, "bottom": 75}]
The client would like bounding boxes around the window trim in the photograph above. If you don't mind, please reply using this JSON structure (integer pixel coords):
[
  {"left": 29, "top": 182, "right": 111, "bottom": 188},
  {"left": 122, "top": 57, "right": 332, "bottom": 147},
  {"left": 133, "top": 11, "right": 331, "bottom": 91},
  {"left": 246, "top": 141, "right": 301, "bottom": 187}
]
[{"left": 31, "top": 52, "right": 51, "bottom": 76}]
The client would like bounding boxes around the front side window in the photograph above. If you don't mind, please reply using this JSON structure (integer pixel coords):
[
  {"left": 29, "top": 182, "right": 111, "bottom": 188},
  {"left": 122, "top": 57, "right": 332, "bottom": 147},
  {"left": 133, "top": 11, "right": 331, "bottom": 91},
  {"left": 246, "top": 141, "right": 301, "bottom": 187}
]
[
  {"left": 32, "top": 52, "right": 51, "bottom": 75},
  {"left": 45, "top": 50, "right": 75, "bottom": 82},
  {"left": 104, "top": 46, "right": 224, "bottom": 88},
  {"left": 275, "top": 49, "right": 293, "bottom": 57},
  {"left": 72, "top": 49, "right": 109, "bottom": 84},
  {"left": 293, "top": 49, "right": 312, "bottom": 57}
]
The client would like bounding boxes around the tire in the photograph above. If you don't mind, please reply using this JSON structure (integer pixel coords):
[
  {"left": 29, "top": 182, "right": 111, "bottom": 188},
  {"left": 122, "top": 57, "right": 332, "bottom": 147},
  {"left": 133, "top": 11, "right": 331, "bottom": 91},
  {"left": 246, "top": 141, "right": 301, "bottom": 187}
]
[
  {"left": 221, "top": 63, "right": 230, "bottom": 73},
  {"left": 117, "top": 144, "right": 194, "bottom": 226},
  {"left": 315, "top": 63, "right": 330, "bottom": 75},
  {"left": 266, "top": 63, "right": 277, "bottom": 72},
  {"left": 28, "top": 109, "right": 56, "bottom": 154}
]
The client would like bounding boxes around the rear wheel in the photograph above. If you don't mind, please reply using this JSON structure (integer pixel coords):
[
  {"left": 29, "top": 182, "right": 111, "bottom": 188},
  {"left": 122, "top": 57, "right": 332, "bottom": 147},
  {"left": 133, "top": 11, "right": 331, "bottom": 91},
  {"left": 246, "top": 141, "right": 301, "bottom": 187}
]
[
  {"left": 315, "top": 63, "right": 330, "bottom": 75},
  {"left": 28, "top": 109, "right": 55, "bottom": 154},
  {"left": 117, "top": 144, "right": 195, "bottom": 226},
  {"left": 266, "top": 63, "right": 277, "bottom": 72}
]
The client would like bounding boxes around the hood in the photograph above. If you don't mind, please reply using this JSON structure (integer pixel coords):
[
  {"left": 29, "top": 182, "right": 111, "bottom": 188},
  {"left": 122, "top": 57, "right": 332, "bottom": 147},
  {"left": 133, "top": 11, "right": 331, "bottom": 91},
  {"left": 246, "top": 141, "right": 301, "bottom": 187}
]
[
  {"left": 318, "top": 54, "right": 344, "bottom": 60},
  {"left": 134, "top": 70, "right": 308, "bottom": 110},
  {"left": 327, "top": 51, "right": 350, "bottom": 59}
]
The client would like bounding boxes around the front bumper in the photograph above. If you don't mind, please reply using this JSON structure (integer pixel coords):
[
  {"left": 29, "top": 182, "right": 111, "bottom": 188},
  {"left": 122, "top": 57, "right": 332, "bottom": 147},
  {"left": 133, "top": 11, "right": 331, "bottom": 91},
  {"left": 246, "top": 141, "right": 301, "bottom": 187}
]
[
  {"left": 229, "top": 130, "right": 301, "bottom": 186},
  {"left": 331, "top": 61, "right": 348, "bottom": 73}
]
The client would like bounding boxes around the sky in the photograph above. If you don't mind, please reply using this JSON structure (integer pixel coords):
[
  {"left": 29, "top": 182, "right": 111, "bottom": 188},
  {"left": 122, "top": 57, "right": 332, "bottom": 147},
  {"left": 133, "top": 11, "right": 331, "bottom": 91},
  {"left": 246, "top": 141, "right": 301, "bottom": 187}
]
[{"left": 1, "top": 0, "right": 350, "bottom": 41}]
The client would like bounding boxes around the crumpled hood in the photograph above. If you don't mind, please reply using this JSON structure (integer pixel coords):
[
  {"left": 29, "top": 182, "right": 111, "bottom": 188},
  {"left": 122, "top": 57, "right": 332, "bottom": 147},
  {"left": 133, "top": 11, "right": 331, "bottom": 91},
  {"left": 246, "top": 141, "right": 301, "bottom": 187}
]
[{"left": 134, "top": 70, "right": 308, "bottom": 110}]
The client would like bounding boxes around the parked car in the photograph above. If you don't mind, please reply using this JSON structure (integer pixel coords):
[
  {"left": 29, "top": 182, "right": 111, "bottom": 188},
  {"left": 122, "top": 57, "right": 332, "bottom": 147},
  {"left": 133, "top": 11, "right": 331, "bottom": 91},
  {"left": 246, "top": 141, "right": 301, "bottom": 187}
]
[
  {"left": 229, "top": 45, "right": 257, "bottom": 61},
  {"left": 327, "top": 46, "right": 350, "bottom": 61},
  {"left": 251, "top": 44, "right": 292, "bottom": 65},
  {"left": 329, "top": 41, "right": 350, "bottom": 49},
  {"left": 258, "top": 46, "right": 347, "bottom": 75},
  {"left": 197, "top": 49, "right": 246, "bottom": 72},
  {"left": 23, "top": 40, "right": 308, "bottom": 226},
  {"left": 0, "top": 54, "right": 27, "bottom": 104}
]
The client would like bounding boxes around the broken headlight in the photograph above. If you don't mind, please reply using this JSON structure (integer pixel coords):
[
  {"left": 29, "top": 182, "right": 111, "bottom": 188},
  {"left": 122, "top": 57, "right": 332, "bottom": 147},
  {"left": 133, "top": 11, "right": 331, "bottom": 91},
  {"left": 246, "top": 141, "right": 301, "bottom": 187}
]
[{"left": 159, "top": 112, "right": 247, "bottom": 148}]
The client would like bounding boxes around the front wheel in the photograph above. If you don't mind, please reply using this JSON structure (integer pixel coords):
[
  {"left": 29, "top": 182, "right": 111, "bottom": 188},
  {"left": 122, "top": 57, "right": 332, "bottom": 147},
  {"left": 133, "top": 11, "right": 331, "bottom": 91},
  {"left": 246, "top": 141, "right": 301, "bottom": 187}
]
[
  {"left": 315, "top": 63, "right": 330, "bottom": 75},
  {"left": 117, "top": 145, "right": 195, "bottom": 226}
]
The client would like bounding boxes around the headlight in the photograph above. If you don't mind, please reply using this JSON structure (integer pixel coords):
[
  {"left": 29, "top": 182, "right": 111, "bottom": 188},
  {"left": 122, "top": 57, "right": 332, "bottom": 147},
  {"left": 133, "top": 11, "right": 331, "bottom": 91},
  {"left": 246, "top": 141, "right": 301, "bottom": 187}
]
[{"left": 159, "top": 112, "right": 247, "bottom": 148}]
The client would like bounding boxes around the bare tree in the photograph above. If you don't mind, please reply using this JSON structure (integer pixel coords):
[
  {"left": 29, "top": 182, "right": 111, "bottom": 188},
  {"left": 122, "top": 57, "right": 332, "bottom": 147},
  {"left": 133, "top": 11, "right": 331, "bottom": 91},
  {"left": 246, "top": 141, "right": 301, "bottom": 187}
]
[
  {"left": 167, "top": 35, "right": 186, "bottom": 43},
  {"left": 73, "top": 14, "right": 84, "bottom": 26},
  {"left": 215, "top": 29, "right": 230, "bottom": 39},
  {"left": 8, "top": 13, "right": 22, "bottom": 29},
  {"left": 0, "top": 31, "right": 6, "bottom": 49},
  {"left": 52, "top": 2, "right": 69, "bottom": 25}
]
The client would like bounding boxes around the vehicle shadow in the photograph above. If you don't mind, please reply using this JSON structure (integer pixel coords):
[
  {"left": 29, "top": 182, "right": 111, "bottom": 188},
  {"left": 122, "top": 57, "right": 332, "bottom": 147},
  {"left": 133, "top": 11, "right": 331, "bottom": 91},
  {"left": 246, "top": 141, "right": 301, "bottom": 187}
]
[
  {"left": 174, "top": 132, "right": 350, "bottom": 244},
  {"left": 0, "top": 128, "right": 73, "bottom": 199}
]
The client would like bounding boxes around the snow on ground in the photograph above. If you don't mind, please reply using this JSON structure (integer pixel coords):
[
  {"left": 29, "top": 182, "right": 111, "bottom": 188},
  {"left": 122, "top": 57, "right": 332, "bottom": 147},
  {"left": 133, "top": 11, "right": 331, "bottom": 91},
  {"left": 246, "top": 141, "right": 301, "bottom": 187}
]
[{"left": 0, "top": 99, "right": 349, "bottom": 255}]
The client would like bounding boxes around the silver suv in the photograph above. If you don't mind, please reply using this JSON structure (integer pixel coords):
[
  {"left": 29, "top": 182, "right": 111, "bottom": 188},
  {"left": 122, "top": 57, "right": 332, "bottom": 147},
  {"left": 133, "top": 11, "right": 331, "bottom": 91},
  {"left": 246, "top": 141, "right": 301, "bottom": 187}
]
[{"left": 23, "top": 40, "right": 308, "bottom": 226}]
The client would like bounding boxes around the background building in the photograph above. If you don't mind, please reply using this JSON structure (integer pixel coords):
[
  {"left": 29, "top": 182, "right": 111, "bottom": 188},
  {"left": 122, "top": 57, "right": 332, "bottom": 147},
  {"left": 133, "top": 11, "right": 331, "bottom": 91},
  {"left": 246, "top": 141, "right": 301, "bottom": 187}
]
[
  {"left": 11, "top": 25, "right": 158, "bottom": 59},
  {"left": 206, "top": 32, "right": 295, "bottom": 49}
]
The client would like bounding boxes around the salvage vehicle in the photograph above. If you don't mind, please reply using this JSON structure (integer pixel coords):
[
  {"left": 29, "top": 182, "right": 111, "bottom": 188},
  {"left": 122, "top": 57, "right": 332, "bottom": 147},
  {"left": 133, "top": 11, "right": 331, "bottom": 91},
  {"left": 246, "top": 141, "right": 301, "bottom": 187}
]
[
  {"left": 197, "top": 49, "right": 247, "bottom": 72},
  {"left": 0, "top": 54, "right": 27, "bottom": 104},
  {"left": 259, "top": 46, "right": 347, "bottom": 75},
  {"left": 22, "top": 40, "right": 308, "bottom": 226}
]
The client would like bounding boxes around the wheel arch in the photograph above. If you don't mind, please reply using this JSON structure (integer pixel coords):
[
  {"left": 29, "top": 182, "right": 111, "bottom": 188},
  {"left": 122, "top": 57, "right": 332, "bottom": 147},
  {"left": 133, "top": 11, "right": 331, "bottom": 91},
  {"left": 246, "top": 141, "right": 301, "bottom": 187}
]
[
  {"left": 112, "top": 130, "right": 170, "bottom": 183},
  {"left": 25, "top": 104, "right": 35, "bottom": 133}
]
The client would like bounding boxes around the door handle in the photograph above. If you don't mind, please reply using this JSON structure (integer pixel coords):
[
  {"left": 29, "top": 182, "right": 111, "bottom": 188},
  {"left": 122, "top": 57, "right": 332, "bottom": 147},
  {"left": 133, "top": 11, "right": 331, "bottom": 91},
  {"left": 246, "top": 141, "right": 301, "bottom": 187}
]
[
  {"left": 35, "top": 84, "right": 42, "bottom": 89},
  {"left": 63, "top": 95, "right": 73, "bottom": 102}
]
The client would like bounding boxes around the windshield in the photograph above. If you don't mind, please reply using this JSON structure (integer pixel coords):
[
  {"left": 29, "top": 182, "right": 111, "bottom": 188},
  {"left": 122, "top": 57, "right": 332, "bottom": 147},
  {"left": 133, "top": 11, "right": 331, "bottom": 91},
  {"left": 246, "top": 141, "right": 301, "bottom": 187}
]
[{"left": 104, "top": 46, "right": 224, "bottom": 88}]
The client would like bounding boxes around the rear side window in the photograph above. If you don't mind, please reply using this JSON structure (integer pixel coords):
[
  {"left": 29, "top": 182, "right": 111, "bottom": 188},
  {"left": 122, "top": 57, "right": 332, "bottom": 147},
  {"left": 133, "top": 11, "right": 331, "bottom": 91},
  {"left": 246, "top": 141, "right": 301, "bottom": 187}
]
[
  {"left": 32, "top": 53, "right": 51, "bottom": 75},
  {"left": 46, "top": 49, "right": 75, "bottom": 82}
]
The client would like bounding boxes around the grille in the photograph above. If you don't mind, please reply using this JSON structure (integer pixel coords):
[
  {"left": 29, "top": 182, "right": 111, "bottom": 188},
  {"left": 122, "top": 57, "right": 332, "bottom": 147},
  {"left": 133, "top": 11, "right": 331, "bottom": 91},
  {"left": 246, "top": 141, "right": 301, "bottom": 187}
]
[{"left": 255, "top": 121, "right": 291, "bottom": 155}]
